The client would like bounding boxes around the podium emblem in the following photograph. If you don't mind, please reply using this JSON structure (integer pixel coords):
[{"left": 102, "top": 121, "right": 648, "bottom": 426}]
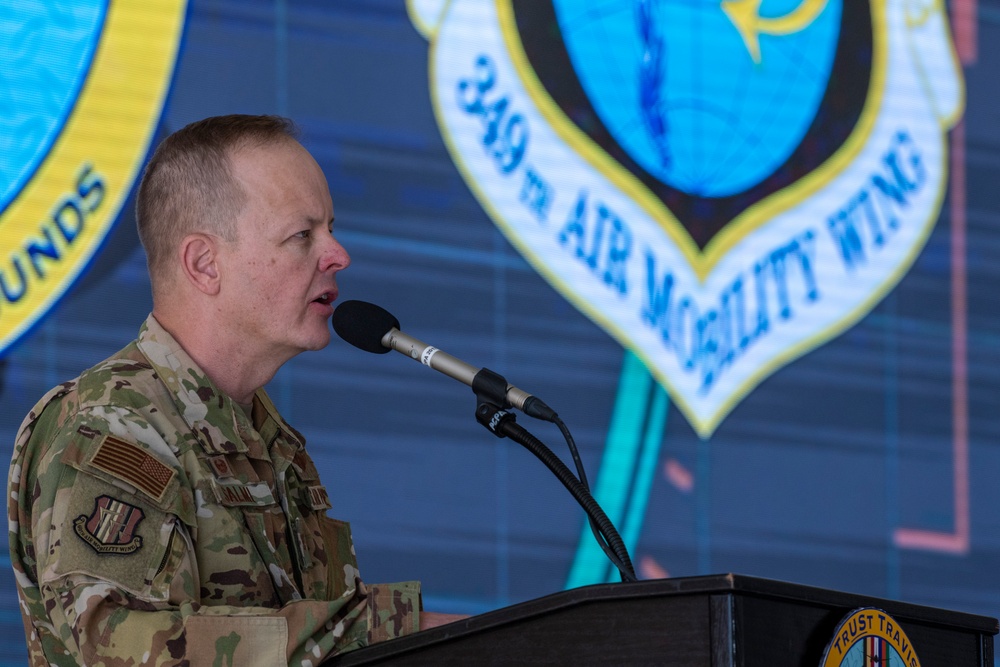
[{"left": 820, "top": 607, "right": 921, "bottom": 667}]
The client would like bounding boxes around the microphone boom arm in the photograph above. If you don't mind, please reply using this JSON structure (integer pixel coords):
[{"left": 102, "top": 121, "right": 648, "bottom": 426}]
[
  {"left": 382, "top": 328, "right": 536, "bottom": 412},
  {"left": 473, "top": 380, "right": 637, "bottom": 583}
]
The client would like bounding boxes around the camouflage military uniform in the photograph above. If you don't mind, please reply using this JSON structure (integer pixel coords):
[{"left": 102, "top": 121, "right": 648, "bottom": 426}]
[{"left": 8, "top": 315, "right": 421, "bottom": 666}]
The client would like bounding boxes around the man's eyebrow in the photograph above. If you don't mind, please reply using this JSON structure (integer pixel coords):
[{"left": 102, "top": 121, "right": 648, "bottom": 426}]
[{"left": 296, "top": 215, "right": 331, "bottom": 227}]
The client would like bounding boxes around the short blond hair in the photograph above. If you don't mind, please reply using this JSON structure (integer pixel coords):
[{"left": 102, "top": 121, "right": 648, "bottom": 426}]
[{"left": 136, "top": 114, "right": 298, "bottom": 287}]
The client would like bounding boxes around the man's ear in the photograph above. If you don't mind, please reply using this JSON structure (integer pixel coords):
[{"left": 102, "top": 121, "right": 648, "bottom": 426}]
[{"left": 179, "top": 233, "right": 221, "bottom": 295}]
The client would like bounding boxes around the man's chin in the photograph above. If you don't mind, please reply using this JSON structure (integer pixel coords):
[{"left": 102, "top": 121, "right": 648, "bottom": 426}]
[
  {"left": 302, "top": 331, "right": 332, "bottom": 352},
  {"left": 281, "top": 324, "right": 332, "bottom": 357}
]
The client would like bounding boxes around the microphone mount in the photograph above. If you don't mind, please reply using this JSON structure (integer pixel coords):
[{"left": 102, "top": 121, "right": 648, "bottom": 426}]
[
  {"left": 333, "top": 300, "right": 637, "bottom": 582},
  {"left": 472, "top": 367, "right": 637, "bottom": 583}
]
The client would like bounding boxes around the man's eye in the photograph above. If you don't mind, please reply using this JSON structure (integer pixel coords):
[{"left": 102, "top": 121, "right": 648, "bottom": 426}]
[{"left": 294, "top": 230, "right": 310, "bottom": 240}]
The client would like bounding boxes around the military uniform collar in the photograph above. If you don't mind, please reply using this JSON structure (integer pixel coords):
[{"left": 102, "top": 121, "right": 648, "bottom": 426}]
[{"left": 136, "top": 314, "right": 304, "bottom": 455}]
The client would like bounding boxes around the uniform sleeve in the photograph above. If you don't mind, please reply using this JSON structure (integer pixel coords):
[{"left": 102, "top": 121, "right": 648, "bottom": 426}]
[
  {"left": 41, "top": 573, "right": 421, "bottom": 666},
  {"left": 11, "top": 409, "right": 422, "bottom": 666}
]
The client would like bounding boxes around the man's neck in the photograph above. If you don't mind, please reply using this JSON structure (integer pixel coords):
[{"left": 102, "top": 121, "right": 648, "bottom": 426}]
[{"left": 152, "top": 308, "right": 282, "bottom": 405}]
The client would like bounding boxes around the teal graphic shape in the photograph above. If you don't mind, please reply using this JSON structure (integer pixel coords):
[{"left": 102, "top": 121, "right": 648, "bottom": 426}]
[
  {"left": 566, "top": 350, "right": 668, "bottom": 587},
  {"left": 552, "top": 0, "right": 841, "bottom": 196},
  {"left": 0, "top": 0, "right": 107, "bottom": 213}
]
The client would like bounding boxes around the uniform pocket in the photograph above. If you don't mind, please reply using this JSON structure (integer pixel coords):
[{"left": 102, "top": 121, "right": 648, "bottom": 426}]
[{"left": 319, "top": 516, "right": 361, "bottom": 600}]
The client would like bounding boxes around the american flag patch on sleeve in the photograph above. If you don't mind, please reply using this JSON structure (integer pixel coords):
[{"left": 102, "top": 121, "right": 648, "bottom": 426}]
[{"left": 89, "top": 435, "right": 176, "bottom": 503}]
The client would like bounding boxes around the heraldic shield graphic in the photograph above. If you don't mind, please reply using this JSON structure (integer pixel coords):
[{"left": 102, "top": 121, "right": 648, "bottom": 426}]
[
  {"left": 410, "top": 0, "right": 964, "bottom": 438},
  {"left": 0, "top": 0, "right": 187, "bottom": 357}
]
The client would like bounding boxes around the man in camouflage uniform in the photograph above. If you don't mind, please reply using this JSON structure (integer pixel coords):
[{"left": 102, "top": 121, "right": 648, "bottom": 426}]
[{"left": 9, "top": 115, "right": 458, "bottom": 666}]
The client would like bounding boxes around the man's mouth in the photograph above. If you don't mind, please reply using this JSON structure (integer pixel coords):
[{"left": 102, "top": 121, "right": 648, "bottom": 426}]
[{"left": 312, "top": 292, "right": 335, "bottom": 305}]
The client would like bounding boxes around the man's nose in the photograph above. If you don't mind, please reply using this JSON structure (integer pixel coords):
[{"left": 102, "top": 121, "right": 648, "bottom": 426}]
[{"left": 320, "top": 235, "right": 350, "bottom": 272}]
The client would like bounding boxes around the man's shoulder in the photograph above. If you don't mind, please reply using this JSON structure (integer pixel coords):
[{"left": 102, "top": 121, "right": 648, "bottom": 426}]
[
  {"left": 15, "top": 340, "right": 169, "bottom": 456},
  {"left": 14, "top": 340, "right": 192, "bottom": 514},
  {"left": 74, "top": 340, "right": 161, "bottom": 407}
]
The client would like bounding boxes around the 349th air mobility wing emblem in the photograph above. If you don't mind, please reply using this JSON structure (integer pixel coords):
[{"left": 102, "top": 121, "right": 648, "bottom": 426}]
[
  {"left": 74, "top": 495, "right": 145, "bottom": 554},
  {"left": 408, "top": 0, "right": 963, "bottom": 436},
  {"left": 0, "top": 0, "right": 186, "bottom": 356}
]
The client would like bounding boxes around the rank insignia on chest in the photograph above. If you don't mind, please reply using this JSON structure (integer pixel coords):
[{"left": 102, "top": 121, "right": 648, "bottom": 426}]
[
  {"left": 207, "top": 455, "right": 234, "bottom": 478},
  {"left": 73, "top": 495, "right": 145, "bottom": 554}
]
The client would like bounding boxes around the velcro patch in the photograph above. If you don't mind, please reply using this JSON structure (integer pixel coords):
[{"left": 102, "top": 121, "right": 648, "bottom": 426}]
[
  {"left": 90, "top": 435, "right": 175, "bottom": 503},
  {"left": 76, "top": 425, "right": 102, "bottom": 440},
  {"left": 306, "top": 485, "right": 332, "bottom": 511},
  {"left": 73, "top": 495, "right": 145, "bottom": 554},
  {"left": 207, "top": 455, "right": 234, "bottom": 479},
  {"left": 210, "top": 478, "right": 276, "bottom": 507}
]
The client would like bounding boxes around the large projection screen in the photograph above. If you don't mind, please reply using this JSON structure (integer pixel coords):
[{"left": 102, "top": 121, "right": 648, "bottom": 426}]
[{"left": 1, "top": 1, "right": 997, "bottom": 664}]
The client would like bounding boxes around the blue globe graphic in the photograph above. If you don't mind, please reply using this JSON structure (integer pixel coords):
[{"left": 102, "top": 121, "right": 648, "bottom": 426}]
[
  {"left": 0, "top": 0, "right": 107, "bottom": 212},
  {"left": 552, "top": 0, "right": 841, "bottom": 197}
]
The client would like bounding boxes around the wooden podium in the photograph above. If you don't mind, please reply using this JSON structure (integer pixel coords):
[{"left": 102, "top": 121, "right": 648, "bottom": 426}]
[{"left": 327, "top": 574, "right": 997, "bottom": 666}]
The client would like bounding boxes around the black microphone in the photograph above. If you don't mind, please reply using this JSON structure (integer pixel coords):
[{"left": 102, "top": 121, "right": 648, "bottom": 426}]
[{"left": 332, "top": 300, "right": 557, "bottom": 422}]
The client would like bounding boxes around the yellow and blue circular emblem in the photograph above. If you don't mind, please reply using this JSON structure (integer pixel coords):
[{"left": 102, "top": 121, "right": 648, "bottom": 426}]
[
  {"left": 821, "top": 608, "right": 921, "bottom": 667},
  {"left": 0, "top": 0, "right": 187, "bottom": 356}
]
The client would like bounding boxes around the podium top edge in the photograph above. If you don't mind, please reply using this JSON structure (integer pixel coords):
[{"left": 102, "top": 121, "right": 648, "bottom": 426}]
[
  {"left": 327, "top": 573, "right": 996, "bottom": 666},
  {"left": 566, "top": 573, "right": 999, "bottom": 634}
]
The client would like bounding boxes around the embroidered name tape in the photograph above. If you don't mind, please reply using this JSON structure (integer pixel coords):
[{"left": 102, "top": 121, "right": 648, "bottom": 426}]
[{"left": 211, "top": 478, "right": 277, "bottom": 507}]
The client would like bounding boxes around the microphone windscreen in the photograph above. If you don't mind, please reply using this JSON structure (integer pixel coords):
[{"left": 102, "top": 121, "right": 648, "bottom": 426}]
[{"left": 332, "top": 300, "right": 399, "bottom": 354}]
